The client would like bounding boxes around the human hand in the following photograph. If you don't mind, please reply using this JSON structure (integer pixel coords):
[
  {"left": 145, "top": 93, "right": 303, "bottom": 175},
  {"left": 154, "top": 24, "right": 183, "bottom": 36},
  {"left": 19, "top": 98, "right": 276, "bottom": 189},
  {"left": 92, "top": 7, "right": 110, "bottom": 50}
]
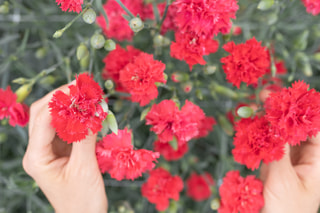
[
  {"left": 23, "top": 83, "right": 108, "bottom": 213},
  {"left": 260, "top": 134, "right": 320, "bottom": 213}
]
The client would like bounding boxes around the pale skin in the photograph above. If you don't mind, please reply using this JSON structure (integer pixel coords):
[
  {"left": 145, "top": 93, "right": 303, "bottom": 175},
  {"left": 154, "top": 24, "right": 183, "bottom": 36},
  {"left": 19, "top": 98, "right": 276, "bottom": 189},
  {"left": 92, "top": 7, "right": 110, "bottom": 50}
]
[
  {"left": 23, "top": 85, "right": 320, "bottom": 213},
  {"left": 22, "top": 83, "right": 108, "bottom": 213}
]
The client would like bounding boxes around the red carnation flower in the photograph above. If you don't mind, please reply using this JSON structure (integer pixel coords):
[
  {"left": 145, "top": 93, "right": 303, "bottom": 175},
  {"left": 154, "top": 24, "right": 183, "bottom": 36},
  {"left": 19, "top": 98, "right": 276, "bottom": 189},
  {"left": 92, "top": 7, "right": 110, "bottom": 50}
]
[
  {"left": 177, "top": 100, "right": 205, "bottom": 141},
  {"left": 96, "top": 129, "right": 160, "bottom": 180},
  {"left": 154, "top": 140, "right": 189, "bottom": 161},
  {"left": 186, "top": 172, "right": 215, "bottom": 201},
  {"left": 49, "top": 73, "right": 107, "bottom": 143},
  {"left": 0, "top": 86, "right": 29, "bottom": 127},
  {"left": 102, "top": 45, "right": 142, "bottom": 92},
  {"left": 146, "top": 100, "right": 180, "bottom": 142},
  {"left": 232, "top": 116, "right": 285, "bottom": 170},
  {"left": 170, "top": 32, "right": 219, "bottom": 70},
  {"left": 96, "top": 0, "right": 145, "bottom": 41},
  {"left": 218, "top": 171, "right": 264, "bottom": 213},
  {"left": 146, "top": 100, "right": 206, "bottom": 143},
  {"left": 174, "top": 0, "right": 239, "bottom": 37},
  {"left": 265, "top": 80, "right": 320, "bottom": 145},
  {"left": 119, "top": 52, "right": 166, "bottom": 106},
  {"left": 301, "top": 0, "right": 320, "bottom": 15},
  {"left": 221, "top": 37, "right": 270, "bottom": 88},
  {"left": 141, "top": 168, "right": 184, "bottom": 211},
  {"left": 56, "top": 0, "right": 83, "bottom": 13},
  {"left": 196, "top": 116, "right": 216, "bottom": 138}
]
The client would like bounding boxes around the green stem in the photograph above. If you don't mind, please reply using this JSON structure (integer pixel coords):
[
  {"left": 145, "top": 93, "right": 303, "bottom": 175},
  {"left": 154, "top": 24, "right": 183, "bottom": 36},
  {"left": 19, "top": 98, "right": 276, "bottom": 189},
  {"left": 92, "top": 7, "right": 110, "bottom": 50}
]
[
  {"left": 159, "top": 0, "right": 170, "bottom": 27},
  {"left": 95, "top": 0, "right": 109, "bottom": 28},
  {"left": 152, "top": 2, "right": 160, "bottom": 25},
  {"left": 115, "top": 0, "right": 135, "bottom": 19}
]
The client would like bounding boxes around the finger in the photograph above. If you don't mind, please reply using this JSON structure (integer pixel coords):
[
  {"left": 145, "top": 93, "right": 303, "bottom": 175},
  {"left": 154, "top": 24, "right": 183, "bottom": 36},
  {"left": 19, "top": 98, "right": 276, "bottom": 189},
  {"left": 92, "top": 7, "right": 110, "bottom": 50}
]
[
  {"left": 25, "top": 104, "right": 57, "bottom": 165},
  {"left": 28, "top": 81, "right": 75, "bottom": 135},
  {"left": 265, "top": 143, "right": 294, "bottom": 175},
  {"left": 69, "top": 132, "right": 98, "bottom": 167}
]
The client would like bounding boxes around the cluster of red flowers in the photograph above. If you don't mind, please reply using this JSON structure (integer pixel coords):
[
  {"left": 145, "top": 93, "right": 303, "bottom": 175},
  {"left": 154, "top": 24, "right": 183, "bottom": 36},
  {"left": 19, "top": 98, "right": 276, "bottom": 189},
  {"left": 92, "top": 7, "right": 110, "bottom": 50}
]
[
  {"left": 301, "top": 0, "right": 320, "bottom": 15},
  {"left": 95, "top": 129, "right": 159, "bottom": 180},
  {"left": 0, "top": 87, "right": 29, "bottom": 127},
  {"left": 56, "top": 0, "right": 83, "bottom": 13},
  {"left": 141, "top": 168, "right": 184, "bottom": 211},
  {"left": 102, "top": 46, "right": 166, "bottom": 106},
  {"left": 221, "top": 37, "right": 270, "bottom": 88},
  {"left": 170, "top": 0, "right": 238, "bottom": 69},
  {"left": 49, "top": 73, "right": 107, "bottom": 143},
  {"left": 146, "top": 99, "right": 216, "bottom": 160},
  {"left": 218, "top": 171, "right": 264, "bottom": 213},
  {"left": 186, "top": 172, "right": 215, "bottom": 201}
]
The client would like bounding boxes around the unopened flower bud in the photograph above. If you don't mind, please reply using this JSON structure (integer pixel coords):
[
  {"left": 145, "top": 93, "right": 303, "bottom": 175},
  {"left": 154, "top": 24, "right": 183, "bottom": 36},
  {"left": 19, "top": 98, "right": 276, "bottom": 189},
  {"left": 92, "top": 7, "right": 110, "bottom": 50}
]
[
  {"left": 12, "top": 77, "right": 29, "bottom": 84},
  {"left": 210, "top": 198, "right": 220, "bottom": 210},
  {"left": 35, "top": 47, "right": 48, "bottom": 59},
  {"left": 104, "top": 39, "right": 116, "bottom": 51},
  {"left": 195, "top": 89, "right": 203, "bottom": 100},
  {"left": 104, "top": 79, "right": 114, "bottom": 90},
  {"left": 182, "top": 82, "right": 193, "bottom": 93},
  {"left": 90, "top": 33, "right": 105, "bottom": 49},
  {"left": 0, "top": 133, "right": 7, "bottom": 144},
  {"left": 82, "top": 8, "right": 96, "bottom": 24},
  {"left": 76, "top": 43, "right": 89, "bottom": 60},
  {"left": 205, "top": 66, "right": 217, "bottom": 75},
  {"left": 53, "top": 29, "right": 64, "bottom": 39},
  {"left": 15, "top": 83, "right": 33, "bottom": 103},
  {"left": 0, "top": 2, "right": 9, "bottom": 14},
  {"left": 129, "top": 17, "right": 144, "bottom": 33},
  {"left": 153, "top": 34, "right": 170, "bottom": 47},
  {"left": 80, "top": 54, "right": 90, "bottom": 69},
  {"left": 237, "top": 106, "right": 254, "bottom": 118},
  {"left": 39, "top": 75, "right": 56, "bottom": 86}
]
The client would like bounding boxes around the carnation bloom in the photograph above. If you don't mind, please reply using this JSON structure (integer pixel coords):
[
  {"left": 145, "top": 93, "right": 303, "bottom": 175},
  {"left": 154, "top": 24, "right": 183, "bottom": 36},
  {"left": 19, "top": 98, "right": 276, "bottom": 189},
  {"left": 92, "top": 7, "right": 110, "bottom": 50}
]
[
  {"left": 154, "top": 140, "right": 189, "bottom": 161},
  {"left": 174, "top": 0, "right": 239, "bottom": 37},
  {"left": 0, "top": 86, "right": 29, "bottom": 127},
  {"left": 96, "top": 0, "right": 144, "bottom": 41},
  {"left": 141, "top": 168, "right": 184, "bottom": 211},
  {"left": 102, "top": 45, "right": 142, "bottom": 92},
  {"left": 232, "top": 116, "right": 285, "bottom": 170},
  {"left": 96, "top": 129, "right": 160, "bottom": 180},
  {"left": 170, "top": 32, "right": 219, "bottom": 70},
  {"left": 301, "top": 0, "right": 320, "bottom": 15},
  {"left": 218, "top": 171, "right": 264, "bottom": 213},
  {"left": 196, "top": 116, "right": 216, "bottom": 138},
  {"left": 56, "top": 0, "right": 83, "bottom": 13},
  {"left": 119, "top": 52, "right": 166, "bottom": 106},
  {"left": 186, "top": 172, "right": 215, "bottom": 201},
  {"left": 265, "top": 80, "right": 320, "bottom": 145},
  {"left": 146, "top": 100, "right": 207, "bottom": 143},
  {"left": 221, "top": 37, "right": 270, "bottom": 88},
  {"left": 49, "top": 73, "right": 107, "bottom": 143}
]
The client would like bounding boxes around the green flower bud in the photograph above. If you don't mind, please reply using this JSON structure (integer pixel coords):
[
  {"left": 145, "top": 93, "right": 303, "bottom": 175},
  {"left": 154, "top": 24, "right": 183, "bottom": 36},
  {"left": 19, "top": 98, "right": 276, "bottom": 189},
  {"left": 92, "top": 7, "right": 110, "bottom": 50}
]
[
  {"left": 80, "top": 54, "right": 90, "bottom": 69},
  {"left": 129, "top": 17, "right": 144, "bottom": 33},
  {"left": 82, "top": 8, "right": 96, "bottom": 24},
  {"left": 195, "top": 89, "right": 203, "bottom": 100},
  {"left": 205, "top": 66, "right": 217, "bottom": 75},
  {"left": 210, "top": 198, "right": 220, "bottom": 210},
  {"left": 0, "top": 1, "right": 9, "bottom": 14},
  {"left": 153, "top": 34, "right": 170, "bottom": 47},
  {"left": 39, "top": 75, "right": 56, "bottom": 86},
  {"left": 90, "top": 33, "right": 105, "bottom": 49},
  {"left": 76, "top": 43, "right": 89, "bottom": 60},
  {"left": 53, "top": 29, "right": 64, "bottom": 39},
  {"left": 12, "top": 77, "right": 29, "bottom": 85},
  {"left": 0, "top": 133, "right": 7, "bottom": 144},
  {"left": 35, "top": 47, "right": 48, "bottom": 59},
  {"left": 237, "top": 106, "right": 254, "bottom": 118},
  {"left": 104, "top": 79, "right": 114, "bottom": 90},
  {"left": 104, "top": 39, "right": 116, "bottom": 51},
  {"left": 15, "top": 83, "right": 33, "bottom": 103}
]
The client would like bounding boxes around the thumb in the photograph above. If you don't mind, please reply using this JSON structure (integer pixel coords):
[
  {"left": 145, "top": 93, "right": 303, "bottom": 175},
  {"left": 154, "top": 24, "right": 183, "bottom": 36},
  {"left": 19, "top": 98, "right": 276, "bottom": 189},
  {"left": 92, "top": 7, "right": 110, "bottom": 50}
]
[
  {"left": 69, "top": 132, "right": 98, "bottom": 168},
  {"left": 261, "top": 144, "right": 295, "bottom": 181}
]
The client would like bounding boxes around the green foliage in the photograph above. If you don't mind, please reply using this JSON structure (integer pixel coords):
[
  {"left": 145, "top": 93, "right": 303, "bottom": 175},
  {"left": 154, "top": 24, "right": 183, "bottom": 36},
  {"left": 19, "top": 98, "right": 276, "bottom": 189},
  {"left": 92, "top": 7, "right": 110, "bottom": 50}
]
[{"left": 1, "top": 0, "right": 320, "bottom": 212}]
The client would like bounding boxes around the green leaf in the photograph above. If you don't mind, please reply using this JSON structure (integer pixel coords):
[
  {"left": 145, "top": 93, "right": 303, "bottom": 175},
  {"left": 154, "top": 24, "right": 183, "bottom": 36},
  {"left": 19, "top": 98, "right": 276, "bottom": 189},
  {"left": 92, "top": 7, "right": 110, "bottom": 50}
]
[
  {"left": 107, "top": 110, "right": 118, "bottom": 135},
  {"left": 140, "top": 107, "right": 151, "bottom": 121},
  {"left": 293, "top": 30, "right": 309, "bottom": 50},
  {"left": 169, "top": 137, "right": 178, "bottom": 151},
  {"left": 257, "top": 0, "right": 274, "bottom": 10}
]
